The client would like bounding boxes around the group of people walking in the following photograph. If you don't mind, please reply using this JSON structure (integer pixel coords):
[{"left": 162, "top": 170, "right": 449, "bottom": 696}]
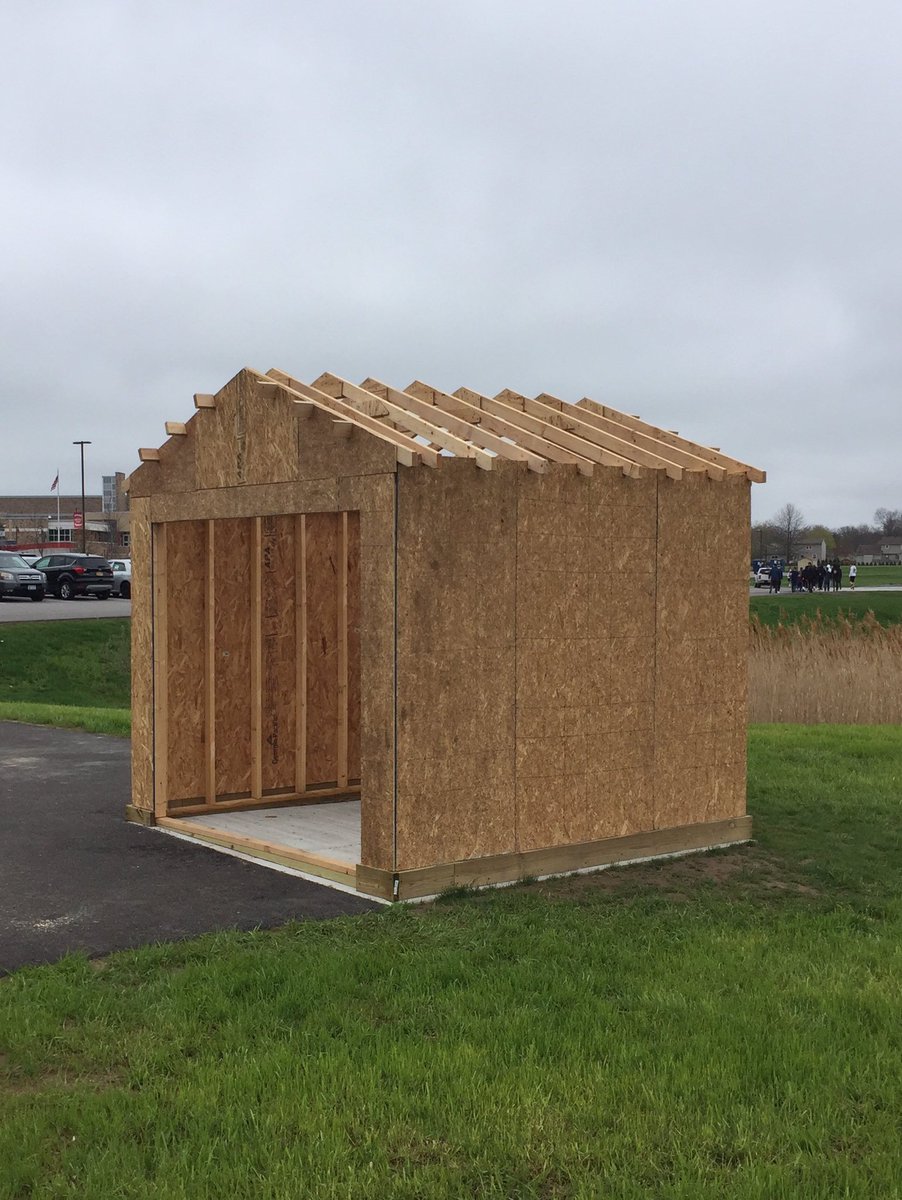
[{"left": 768, "top": 560, "right": 857, "bottom": 594}]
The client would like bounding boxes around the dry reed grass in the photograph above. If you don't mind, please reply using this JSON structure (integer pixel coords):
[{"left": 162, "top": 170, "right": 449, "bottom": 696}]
[{"left": 749, "top": 611, "right": 902, "bottom": 724}]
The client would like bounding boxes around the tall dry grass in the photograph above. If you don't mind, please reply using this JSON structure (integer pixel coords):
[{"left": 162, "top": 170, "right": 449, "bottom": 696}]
[{"left": 749, "top": 611, "right": 902, "bottom": 724}]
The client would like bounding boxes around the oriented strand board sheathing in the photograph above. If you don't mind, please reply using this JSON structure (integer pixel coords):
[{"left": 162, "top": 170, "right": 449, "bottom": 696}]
[
  {"left": 246, "top": 387, "right": 300, "bottom": 486},
  {"left": 304, "top": 512, "right": 341, "bottom": 787},
  {"left": 653, "top": 473, "right": 750, "bottom": 830},
  {"left": 129, "top": 499, "right": 153, "bottom": 811},
  {"left": 394, "top": 461, "right": 518, "bottom": 869},
  {"left": 298, "top": 405, "right": 399, "bottom": 480},
  {"left": 151, "top": 480, "right": 339, "bottom": 523},
  {"left": 213, "top": 517, "right": 253, "bottom": 799},
  {"left": 260, "top": 515, "right": 297, "bottom": 793},
  {"left": 346, "top": 510, "right": 361, "bottom": 782},
  {"left": 154, "top": 427, "right": 197, "bottom": 494},
  {"left": 164, "top": 520, "right": 207, "bottom": 805},
  {"left": 354, "top": 503, "right": 396, "bottom": 871},
  {"left": 194, "top": 370, "right": 247, "bottom": 490}
]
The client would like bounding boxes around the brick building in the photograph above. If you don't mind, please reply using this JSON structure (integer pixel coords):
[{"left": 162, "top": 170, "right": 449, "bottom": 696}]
[{"left": 0, "top": 472, "right": 130, "bottom": 555}]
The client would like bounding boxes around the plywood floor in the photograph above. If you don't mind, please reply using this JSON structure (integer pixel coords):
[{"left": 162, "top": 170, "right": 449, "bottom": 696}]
[{"left": 178, "top": 800, "right": 361, "bottom": 865}]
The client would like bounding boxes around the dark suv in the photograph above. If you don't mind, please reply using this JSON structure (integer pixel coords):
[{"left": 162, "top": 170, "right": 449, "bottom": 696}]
[
  {"left": 0, "top": 551, "right": 46, "bottom": 601},
  {"left": 32, "top": 554, "right": 114, "bottom": 600}
]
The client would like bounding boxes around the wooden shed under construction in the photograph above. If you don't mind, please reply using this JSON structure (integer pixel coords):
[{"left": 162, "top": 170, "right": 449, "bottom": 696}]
[{"left": 126, "top": 367, "right": 764, "bottom": 900}]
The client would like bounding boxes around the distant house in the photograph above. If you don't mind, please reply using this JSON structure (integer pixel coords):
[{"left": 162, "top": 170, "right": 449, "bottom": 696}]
[
  {"left": 795, "top": 538, "right": 827, "bottom": 562},
  {"left": 854, "top": 540, "right": 902, "bottom": 565}
]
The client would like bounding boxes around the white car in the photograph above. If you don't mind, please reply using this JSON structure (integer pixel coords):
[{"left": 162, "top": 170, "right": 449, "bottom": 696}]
[
  {"left": 753, "top": 567, "right": 774, "bottom": 588},
  {"left": 109, "top": 558, "right": 132, "bottom": 599}
]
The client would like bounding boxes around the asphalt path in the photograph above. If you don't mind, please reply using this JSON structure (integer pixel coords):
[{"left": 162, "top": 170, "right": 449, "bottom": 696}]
[
  {"left": 0, "top": 596, "right": 131, "bottom": 622},
  {"left": 0, "top": 722, "right": 377, "bottom": 974},
  {"left": 749, "top": 585, "right": 902, "bottom": 596}
]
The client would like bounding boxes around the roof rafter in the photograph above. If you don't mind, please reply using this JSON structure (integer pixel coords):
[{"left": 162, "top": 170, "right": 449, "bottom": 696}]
[
  {"left": 576, "top": 396, "right": 765, "bottom": 482},
  {"left": 492, "top": 389, "right": 642, "bottom": 478},
  {"left": 312, "top": 373, "right": 495, "bottom": 471},
  {"left": 533, "top": 393, "right": 720, "bottom": 479},
  {"left": 364, "top": 378, "right": 548, "bottom": 473},
  {"left": 260, "top": 369, "right": 440, "bottom": 468},
  {"left": 448, "top": 386, "right": 595, "bottom": 475}
]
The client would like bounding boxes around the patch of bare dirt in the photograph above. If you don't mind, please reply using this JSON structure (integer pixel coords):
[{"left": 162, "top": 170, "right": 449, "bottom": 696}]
[
  {"left": 529, "top": 847, "right": 821, "bottom": 902},
  {"left": 0, "top": 1066, "right": 125, "bottom": 1097}
]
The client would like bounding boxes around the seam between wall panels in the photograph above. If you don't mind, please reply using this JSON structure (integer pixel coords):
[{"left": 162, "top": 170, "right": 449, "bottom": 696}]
[
  {"left": 513, "top": 469, "right": 519, "bottom": 854},
  {"left": 150, "top": 519, "right": 156, "bottom": 819},
  {"left": 652, "top": 474, "right": 659, "bottom": 826},
  {"left": 392, "top": 471, "right": 399, "bottom": 875}
]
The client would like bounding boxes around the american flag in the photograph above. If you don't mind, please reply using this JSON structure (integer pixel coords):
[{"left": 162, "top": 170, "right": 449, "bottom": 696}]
[{"left": 50, "top": 472, "right": 59, "bottom": 492}]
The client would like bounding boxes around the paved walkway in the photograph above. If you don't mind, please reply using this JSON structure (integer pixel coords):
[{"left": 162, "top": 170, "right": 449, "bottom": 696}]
[
  {"left": 0, "top": 596, "right": 131, "bottom": 623},
  {"left": 0, "top": 723, "right": 376, "bottom": 974}
]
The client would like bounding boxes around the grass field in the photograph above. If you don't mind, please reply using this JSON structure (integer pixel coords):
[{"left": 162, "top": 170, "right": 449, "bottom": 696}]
[
  {"left": 750, "top": 589, "right": 902, "bottom": 627},
  {"left": 845, "top": 564, "right": 902, "bottom": 587},
  {"left": 0, "top": 619, "right": 130, "bottom": 735},
  {"left": 1, "top": 724, "right": 900, "bottom": 1198}
]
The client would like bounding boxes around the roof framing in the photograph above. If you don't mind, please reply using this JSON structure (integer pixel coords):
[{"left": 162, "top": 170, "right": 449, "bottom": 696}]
[{"left": 129, "top": 365, "right": 765, "bottom": 487}]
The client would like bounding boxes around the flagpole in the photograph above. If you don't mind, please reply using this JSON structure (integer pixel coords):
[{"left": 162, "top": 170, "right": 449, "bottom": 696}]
[{"left": 56, "top": 471, "right": 60, "bottom": 542}]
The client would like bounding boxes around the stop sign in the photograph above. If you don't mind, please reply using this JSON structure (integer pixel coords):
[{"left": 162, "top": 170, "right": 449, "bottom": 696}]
[{"left": 73, "top": 510, "right": 84, "bottom": 530}]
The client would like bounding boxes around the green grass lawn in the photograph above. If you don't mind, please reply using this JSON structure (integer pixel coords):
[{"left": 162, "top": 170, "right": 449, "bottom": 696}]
[
  {"left": 750, "top": 589, "right": 902, "bottom": 627},
  {"left": 848, "top": 564, "right": 902, "bottom": 587},
  {"left": 0, "top": 619, "right": 130, "bottom": 734},
  {"left": 1, "top": 724, "right": 900, "bottom": 1198}
]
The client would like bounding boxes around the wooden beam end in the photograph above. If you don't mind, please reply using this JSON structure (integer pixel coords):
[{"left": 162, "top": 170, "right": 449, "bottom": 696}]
[
  {"left": 138, "top": 448, "right": 161, "bottom": 462},
  {"left": 165, "top": 421, "right": 187, "bottom": 437},
  {"left": 193, "top": 393, "right": 216, "bottom": 409}
]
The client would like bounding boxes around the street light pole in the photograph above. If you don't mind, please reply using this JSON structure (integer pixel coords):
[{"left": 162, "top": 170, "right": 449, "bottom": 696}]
[{"left": 73, "top": 440, "right": 91, "bottom": 553}]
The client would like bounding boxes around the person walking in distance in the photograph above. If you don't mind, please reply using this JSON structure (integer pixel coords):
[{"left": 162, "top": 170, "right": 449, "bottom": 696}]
[
  {"left": 849, "top": 563, "right": 858, "bottom": 590},
  {"left": 769, "top": 562, "right": 784, "bottom": 594},
  {"left": 833, "top": 559, "right": 843, "bottom": 591}
]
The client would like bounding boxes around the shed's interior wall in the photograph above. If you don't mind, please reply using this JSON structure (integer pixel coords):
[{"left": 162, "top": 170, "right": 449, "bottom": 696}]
[
  {"left": 150, "top": 512, "right": 361, "bottom": 815},
  {"left": 394, "top": 460, "right": 749, "bottom": 872}
]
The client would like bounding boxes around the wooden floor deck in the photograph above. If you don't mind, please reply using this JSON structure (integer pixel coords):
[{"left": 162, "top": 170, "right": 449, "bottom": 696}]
[{"left": 156, "top": 800, "right": 362, "bottom": 888}]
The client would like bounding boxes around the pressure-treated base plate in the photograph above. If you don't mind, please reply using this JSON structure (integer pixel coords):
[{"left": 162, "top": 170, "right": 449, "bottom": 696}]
[
  {"left": 132, "top": 807, "right": 752, "bottom": 904},
  {"left": 357, "top": 815, "right": 754, "bottom": 901}
]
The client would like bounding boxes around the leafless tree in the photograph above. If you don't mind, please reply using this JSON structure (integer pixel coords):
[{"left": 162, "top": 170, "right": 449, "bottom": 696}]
[
  {"left": 770, "top": 503, "right": 806, "bottom": 562},
  {"left": 874, "top": 508, "right": 902, "bottom": 537}
]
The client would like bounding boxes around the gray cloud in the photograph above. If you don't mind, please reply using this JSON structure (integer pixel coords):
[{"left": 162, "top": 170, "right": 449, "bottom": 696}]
[{"left": 2, "top": 0, "right": 900, "bottom": 527}]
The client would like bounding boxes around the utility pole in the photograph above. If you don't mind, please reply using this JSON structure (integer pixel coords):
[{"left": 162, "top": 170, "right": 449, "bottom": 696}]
[{"left": 73, "top": 440, "right": 91, "bottom": 554}]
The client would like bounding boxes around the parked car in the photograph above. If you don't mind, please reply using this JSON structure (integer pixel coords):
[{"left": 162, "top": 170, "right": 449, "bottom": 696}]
[
  {"left": 0, "top": 551, "right": 46, "bottom": 601},
  {"left": 109, "top": 559, "right": 132, "bottom": 599},
  {"left": 753, "top": 567, "right": 773, "bottom": 588},
  {"left": 31, "top": 553, "right": 114, "bottom": 600}
]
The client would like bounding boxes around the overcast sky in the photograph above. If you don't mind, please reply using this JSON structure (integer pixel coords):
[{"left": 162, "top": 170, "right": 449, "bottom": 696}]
[{"left": 2, "top": 1, "right": 899, "bottom": 528}]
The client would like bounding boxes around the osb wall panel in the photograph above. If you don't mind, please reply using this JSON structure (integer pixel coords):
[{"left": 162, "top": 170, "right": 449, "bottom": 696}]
[
  {"left": 304, "top": 512, "right": 342, "bottom": 787},
  {"left": 343, "top": 477, "right": 396, "bottom": 872},
  {"left": 260, "top": 515, "right": 297, "bottom": 793},
  {"left": 298, "top": 408, "right": 399, "bottom": 480},
  {"left": 150, "top": 480, "right": 338, "bottom": 523},
  {"left": 394, "top": 460, "right": 518, "bottom": 870},
  {"left": 513, "top": 465, "right": 656, "bottom": 850},
  {"left": 195, "top": 370, "right": 248, "bottom": 490},
  {"left": 129, "top": 498, "right": 153, "bottom": 811},
  {"left": 346, "top": 510, "right": 362, "bottom": 781},
  {"left": 165, "top": 520, "right": 207, "bottom": 803},
  {"left": 515, "top": 465, "right": 592, "bottom": 851},
  {"left": 213, "top": 517, "right": 253, "bottom": 799},
  {"left": 654, "top": 474, "right": 750, "bottom": 830},
  {"left": 156, "top": 426, "right": 197, "bottom": 494}
]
